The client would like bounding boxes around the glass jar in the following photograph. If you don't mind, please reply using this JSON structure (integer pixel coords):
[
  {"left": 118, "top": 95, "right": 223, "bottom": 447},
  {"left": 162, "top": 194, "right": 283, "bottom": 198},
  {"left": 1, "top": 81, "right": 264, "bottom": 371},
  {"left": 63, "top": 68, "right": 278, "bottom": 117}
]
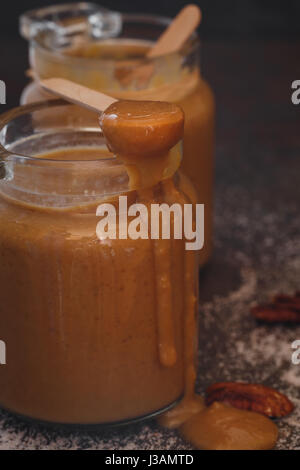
[
  {"left": 0, "top": 100, "right": 198, "bottom": 425},
  {"left": 20, "top": 2, "right": 215, "bottom": 267}
]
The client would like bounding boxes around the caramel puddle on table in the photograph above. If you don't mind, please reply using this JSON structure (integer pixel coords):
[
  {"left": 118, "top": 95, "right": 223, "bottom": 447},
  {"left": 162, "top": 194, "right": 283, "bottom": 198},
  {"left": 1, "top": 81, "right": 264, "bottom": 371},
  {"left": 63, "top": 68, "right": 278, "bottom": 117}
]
[
  {"left": 157, "top": 343, "right": 279, "bottom": 450},
  {"left": 180, "top": 402, "right": 278, "bottom": 450}
]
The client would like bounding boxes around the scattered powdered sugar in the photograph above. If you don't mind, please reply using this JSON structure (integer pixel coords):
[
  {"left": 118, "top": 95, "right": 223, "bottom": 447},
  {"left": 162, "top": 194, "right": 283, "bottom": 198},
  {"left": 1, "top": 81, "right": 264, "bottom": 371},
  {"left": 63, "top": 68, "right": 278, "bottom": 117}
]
[
  {"left": 195, "top": 183, "right": 300, "bottom": 449},
  {"left": 281, "top": 368, "right": 300, "bottom": 388}
]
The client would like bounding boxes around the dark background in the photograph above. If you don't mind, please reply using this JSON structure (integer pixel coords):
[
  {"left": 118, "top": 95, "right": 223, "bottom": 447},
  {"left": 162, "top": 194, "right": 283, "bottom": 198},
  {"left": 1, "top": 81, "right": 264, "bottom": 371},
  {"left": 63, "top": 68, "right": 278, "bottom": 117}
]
[{"left": 0, "top": 0, "right": 300, "bottom": 39}]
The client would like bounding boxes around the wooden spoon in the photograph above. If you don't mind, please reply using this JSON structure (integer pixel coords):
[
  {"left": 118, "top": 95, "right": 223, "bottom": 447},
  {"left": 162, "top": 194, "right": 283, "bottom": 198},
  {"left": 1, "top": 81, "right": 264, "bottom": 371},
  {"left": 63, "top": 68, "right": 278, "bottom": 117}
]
[
  {"left": 115, "top": 4, "right": 202, "bottom": 87},
  {"left": 40, "top": 78, "right": 117, "bottom": 112},
  {"left": 40, "top": 77, "right": 184, "bottom": 158},
  {"left": 147, "top": 4, "right": 202, "bottom": 59}
]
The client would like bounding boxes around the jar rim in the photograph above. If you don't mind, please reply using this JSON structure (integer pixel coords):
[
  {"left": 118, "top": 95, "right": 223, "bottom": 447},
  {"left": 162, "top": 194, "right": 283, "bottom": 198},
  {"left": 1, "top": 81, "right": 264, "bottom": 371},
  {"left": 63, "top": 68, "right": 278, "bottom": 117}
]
[
  {"left": 28, "top": 10, "right": 199, "bottom": 69},
  {"left": 0, "top": 98, "right": 183, "bottom": 205},
  {"left": 0, "top": 99, "right": 133, "bottom": 204},
  {"left": 0, "top": 99, "right": 116, "bottom": 164}
]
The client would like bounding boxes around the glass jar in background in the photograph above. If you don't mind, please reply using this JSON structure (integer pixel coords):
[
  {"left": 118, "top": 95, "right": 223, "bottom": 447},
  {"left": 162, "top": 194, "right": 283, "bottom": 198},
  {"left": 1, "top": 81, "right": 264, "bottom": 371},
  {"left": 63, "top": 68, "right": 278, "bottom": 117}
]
[
  {"left": 0, "top": 100, "right": 198, "bottom": 425},
  {"left": 19, "top": 2, "right": 215, "bottom": 267}
]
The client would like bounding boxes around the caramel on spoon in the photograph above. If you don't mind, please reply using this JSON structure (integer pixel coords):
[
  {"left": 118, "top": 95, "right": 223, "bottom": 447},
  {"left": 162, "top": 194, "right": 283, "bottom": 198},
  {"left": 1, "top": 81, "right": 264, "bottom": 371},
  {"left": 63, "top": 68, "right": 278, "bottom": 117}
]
[
  {"left": 100, "top": 100, "right": 184, "bottom": 158},
  {"left": 40, "top": 78, "right": 184, "bottom": 188},
  {"left": 41, "top": 78, "right": 183, "bottom": 155}
]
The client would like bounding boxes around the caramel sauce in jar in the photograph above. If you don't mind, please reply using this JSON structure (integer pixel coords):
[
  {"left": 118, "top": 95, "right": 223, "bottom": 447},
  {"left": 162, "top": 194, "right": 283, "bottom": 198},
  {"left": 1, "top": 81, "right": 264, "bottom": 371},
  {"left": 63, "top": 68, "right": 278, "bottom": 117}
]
[
  {"left": 22, "top": 36, "right": 215, "bottom": 267},
  {"left": 0, "top": 100, "right": 199, "bottom": 425}
]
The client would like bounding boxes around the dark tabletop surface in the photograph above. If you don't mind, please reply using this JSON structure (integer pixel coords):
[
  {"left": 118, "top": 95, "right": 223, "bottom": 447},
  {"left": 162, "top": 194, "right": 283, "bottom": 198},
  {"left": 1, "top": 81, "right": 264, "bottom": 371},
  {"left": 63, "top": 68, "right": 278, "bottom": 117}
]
[{"left": 0, "top": 38, "right": 299, "bottom": 449}]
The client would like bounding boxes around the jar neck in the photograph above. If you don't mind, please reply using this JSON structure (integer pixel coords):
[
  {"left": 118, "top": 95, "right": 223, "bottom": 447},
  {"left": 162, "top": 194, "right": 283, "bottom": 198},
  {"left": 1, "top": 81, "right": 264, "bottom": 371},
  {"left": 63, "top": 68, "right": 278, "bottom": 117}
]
[
  {"left": 0, "top": 101, "right": 183, "bottom": 210},
  {"left": 0, "top": 146, "right": 182, "bottom": 210},
  {"left": 0, "top": 100, "right": 129, "bottom": 209},
  {"left": 0, "top": 156, "right": 132, "bottom": 210},
  {"left": 22, "top": 6, "right": 201, "bottom": 100},
  {"left": 31, "top": 43, "right": 201, "bottom": 103}
]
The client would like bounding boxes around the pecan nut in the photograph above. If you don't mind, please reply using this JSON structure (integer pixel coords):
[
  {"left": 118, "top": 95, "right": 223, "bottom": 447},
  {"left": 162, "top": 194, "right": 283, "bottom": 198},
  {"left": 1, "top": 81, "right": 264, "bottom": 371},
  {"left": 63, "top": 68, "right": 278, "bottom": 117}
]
[
  {"left": 205, "top": 382, "right": 294, "bottom": 418},
  {"left": 251, "top": 292, "right": 300, "bottom": 323}
]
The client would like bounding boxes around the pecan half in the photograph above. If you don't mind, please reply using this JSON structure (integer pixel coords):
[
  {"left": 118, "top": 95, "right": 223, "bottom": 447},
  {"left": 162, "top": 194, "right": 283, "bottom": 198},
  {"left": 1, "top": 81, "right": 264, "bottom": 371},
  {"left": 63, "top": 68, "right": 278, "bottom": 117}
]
[
  {"left": 205, "top": 382, "right": 294, "bottom": 418},
  {"left": 251, "top": 292, "right": 300, "bottom": 323}
]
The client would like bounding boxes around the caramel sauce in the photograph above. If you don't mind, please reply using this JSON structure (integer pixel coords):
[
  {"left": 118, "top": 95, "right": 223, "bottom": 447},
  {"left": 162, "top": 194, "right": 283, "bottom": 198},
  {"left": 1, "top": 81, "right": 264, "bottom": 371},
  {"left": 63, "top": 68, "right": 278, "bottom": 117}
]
[
  {"left": 100, "top": 100, "right": 186, "bottom": 370},
  {"left": 100, "top": 100, "right": 207, "bottom": 436},
  {"left": 181, "top": 402, "right": 278, "bottom": 450},
  {"left": 100, "top": 100, "right": 184, "bottom": 189},
  {"left": 66, "top": 40, "right": 150, "bottom": 61},
  {"left": 25, "top": 39, "right": 215, "bottom": 266},
  {"left": 0, "top": 153, "right": 191, "bottom": 422},
  {"left": 0, "top": 100, "right": 196, "bottom": 423}
]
